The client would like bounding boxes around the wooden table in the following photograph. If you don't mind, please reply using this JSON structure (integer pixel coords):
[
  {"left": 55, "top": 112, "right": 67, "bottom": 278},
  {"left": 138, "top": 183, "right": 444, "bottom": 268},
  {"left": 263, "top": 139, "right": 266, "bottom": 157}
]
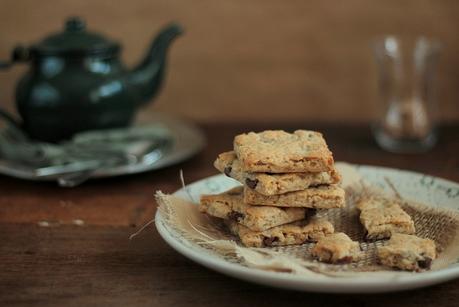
[{"left": 1, "top": 123, "right": 458, "bottom": 306}]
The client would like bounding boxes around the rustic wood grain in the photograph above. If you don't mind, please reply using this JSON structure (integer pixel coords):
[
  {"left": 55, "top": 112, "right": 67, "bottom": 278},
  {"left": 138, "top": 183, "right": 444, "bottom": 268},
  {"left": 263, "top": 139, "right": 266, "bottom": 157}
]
[
  {"left": 0, "top": 123, "right": 459, "bottom": 306},
  {"left": 1, "top": 0, "right": 459, "bottom": 123},
  {"left": 1, "top": 223, "right": 459, "bottom": 307}
]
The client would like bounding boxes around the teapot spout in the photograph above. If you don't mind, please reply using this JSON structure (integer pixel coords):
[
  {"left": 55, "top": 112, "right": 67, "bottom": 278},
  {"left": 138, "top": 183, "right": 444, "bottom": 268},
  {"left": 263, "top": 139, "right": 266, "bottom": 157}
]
[{"left": 128, "top": 23, "right": 183, "bottom": 106}]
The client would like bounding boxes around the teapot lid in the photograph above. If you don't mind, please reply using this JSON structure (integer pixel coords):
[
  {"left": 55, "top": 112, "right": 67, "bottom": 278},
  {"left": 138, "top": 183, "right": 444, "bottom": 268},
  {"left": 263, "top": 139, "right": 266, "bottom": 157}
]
[{"left": 31, "top": 17, "right": 120, "bottom": 57}]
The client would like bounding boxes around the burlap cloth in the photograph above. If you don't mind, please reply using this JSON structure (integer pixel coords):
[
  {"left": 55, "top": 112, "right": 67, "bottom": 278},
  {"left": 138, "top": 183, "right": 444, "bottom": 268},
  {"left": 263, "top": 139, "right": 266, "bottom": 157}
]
[{"left": 156, "top": 164, "right": 459, "bottom": 277}]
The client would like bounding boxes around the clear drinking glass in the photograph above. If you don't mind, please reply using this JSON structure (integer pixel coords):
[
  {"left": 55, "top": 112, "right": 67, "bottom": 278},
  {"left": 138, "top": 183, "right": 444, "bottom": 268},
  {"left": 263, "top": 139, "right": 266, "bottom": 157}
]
[{"left": 372, "top": 36, "right": 441, "bottom": 153}]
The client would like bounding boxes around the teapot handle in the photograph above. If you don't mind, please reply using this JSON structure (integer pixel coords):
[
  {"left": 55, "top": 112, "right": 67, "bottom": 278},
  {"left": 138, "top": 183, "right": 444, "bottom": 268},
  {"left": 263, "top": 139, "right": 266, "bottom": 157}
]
[{"left": 0, "top": 46, "right": 31, "bottom": 69}]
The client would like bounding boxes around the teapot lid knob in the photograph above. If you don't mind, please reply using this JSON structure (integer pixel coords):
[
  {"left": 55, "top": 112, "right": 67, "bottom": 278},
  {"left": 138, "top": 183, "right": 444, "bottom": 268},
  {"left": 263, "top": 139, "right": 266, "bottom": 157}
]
[
  {"left": 28, "top": 17, "right": 120, "bottom": 57},
  {"left": 65, "top": 17, "right": 86, "bottom": 32}
]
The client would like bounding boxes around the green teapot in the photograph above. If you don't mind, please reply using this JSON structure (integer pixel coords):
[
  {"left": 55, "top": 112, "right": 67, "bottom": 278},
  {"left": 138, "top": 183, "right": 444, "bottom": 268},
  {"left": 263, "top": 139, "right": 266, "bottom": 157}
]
[{"left": 0, "top": 17, "right": 183, "bottom": 142}]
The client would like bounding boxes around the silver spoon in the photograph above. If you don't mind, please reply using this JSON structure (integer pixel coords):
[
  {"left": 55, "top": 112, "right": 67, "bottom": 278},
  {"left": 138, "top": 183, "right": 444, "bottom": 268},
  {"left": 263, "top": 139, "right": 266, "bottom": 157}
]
[{"left": 56, "top": 139, "right": 170, "bottom": 187}]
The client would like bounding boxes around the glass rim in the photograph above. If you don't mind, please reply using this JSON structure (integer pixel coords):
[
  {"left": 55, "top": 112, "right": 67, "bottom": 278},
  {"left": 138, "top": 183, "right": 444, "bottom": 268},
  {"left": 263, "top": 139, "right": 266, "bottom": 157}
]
[{"left": 371, "top": 35, "right": 442, "bottom": 57}]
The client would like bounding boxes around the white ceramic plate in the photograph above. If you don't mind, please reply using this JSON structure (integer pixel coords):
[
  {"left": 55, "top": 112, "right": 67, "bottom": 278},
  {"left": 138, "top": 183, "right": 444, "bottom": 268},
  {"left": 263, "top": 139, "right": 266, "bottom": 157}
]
[{"left": 155, "top": 163, "right": 459, "bottom": 293}]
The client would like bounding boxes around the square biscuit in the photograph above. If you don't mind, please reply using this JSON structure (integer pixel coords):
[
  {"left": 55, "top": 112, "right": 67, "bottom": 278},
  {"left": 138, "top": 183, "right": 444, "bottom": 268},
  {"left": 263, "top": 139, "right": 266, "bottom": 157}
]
[
  {"left": 233, "top": 130, "right": 334, "bottom": 173},
  {"left": 199, "top": 186, "right": 313, "bottom": 231},
  {"left": 312, "top": 232, "right": 361, "bottom": 264},
  {"left": 214, "top": 151, "right": 341, "bottom": 196},
  {"left": 377, "top": 233, "right": 436, "bottom": 271},
  {"left": 243, "top": 184, "right": 345, "bottom": 209},
  {"left": 226, "top": 217, "right": 334, "bottom": 248},
  {"left": 357, "top": 197, "right": 415, "bottom": 240}
]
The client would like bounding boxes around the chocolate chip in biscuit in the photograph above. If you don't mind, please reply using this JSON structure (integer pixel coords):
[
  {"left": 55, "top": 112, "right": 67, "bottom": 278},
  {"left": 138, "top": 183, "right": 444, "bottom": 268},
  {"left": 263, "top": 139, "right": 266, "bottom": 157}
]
[
  {"left": 305, "top": 208, "right": 317, "bottom": 219},
  {"left": 227, "top": 211, "right": 244, "bottom": 222},
  {"left": 336, "top": 256, "right": 353, "bottom": 264},
  {"left": 417, "top": 257, "right": 432, "bottom": 270},
  {"left": 263, "top": 236, "right": 279, "bottom": 247},
  {"left": 245, "top": 178, "right": 259, "bottom": 189},
  {"left": 224, "top": 166, "right": 232, "bottom": 177}
]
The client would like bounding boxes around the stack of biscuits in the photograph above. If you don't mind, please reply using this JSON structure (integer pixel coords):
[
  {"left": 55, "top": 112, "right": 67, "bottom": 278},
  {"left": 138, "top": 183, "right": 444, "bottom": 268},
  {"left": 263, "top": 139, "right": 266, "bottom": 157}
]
[
  {"left": 198, "top": 129, "right": 437, "bottom": 269},
  {"left": 199, "top": 130, "right": 346, "bottom": 248}
]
